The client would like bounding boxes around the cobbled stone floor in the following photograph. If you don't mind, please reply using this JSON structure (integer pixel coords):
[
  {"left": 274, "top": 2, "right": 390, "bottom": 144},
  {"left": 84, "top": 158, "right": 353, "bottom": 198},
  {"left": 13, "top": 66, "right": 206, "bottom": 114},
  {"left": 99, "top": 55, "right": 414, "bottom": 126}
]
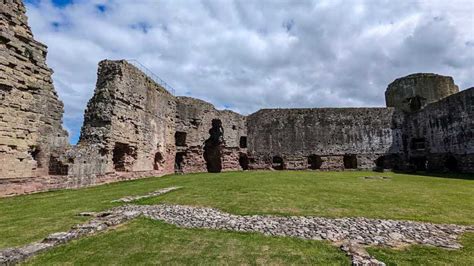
[{"left": 1, "top": 188, "right": 472, "bottom": 266}]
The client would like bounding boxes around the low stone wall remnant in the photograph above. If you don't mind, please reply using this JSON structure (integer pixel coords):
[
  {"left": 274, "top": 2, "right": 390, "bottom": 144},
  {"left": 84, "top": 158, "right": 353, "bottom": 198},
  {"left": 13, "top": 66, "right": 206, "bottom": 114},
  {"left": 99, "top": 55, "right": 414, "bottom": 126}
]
[{"left": 1, "top": 203, "right": 472, "bottom": 265}]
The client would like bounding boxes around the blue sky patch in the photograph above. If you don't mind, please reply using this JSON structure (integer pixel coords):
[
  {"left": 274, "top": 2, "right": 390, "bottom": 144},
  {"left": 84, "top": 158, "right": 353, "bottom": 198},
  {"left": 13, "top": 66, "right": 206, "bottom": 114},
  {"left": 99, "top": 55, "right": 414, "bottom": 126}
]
[
  {"left": 25, "top": 0, "right": 73, "bottom": 7},
  {"left": 51, "top": 21, "right": 61, "bottom": 30},
  {"left": 96, "top": 4, "right": 107, "bottom": 13}
]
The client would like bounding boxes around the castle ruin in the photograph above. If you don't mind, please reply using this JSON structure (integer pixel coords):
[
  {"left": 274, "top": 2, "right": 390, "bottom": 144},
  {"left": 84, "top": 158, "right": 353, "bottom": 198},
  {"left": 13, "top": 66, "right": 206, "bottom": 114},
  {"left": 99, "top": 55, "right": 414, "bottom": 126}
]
[{"left": 1, "top": 0, "right": 473, "bottom": 196}]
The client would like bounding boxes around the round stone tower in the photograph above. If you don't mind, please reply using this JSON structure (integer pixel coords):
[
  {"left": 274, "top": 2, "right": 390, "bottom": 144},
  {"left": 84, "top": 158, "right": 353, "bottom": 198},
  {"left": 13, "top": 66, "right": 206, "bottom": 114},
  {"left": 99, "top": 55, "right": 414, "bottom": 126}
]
[{"left": 385, "top": 73, "right": 459, "bottom": 112}]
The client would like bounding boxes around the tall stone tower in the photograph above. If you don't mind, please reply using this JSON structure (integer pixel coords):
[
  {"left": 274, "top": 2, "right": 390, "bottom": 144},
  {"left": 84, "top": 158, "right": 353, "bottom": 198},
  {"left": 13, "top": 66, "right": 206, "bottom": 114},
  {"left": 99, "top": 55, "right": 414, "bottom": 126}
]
[
  {"left": 0, "top": 0, "right": 68, "bottom": 178},
  {"left": 385, "top": 73, "right": 459, "bottom": 112}
]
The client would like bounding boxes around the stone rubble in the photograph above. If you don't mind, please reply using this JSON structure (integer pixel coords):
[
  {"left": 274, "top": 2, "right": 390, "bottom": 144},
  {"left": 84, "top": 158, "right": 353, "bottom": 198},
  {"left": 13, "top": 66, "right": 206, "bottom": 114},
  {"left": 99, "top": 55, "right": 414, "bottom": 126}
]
[
  {"left": 141, "top": 204, "right": 470, "bottom": 250},
  {"left": 0, "top": 208, "right": 141, "bottom": 265},
  {"left": 111, "top": 186, "right": 182, "bottom": 203},
  {"left": 1, "top": 203, "right": 471, "bottom": 265},
  {"left": 340, "top": 242, "right": 386, "bottom": 266}
]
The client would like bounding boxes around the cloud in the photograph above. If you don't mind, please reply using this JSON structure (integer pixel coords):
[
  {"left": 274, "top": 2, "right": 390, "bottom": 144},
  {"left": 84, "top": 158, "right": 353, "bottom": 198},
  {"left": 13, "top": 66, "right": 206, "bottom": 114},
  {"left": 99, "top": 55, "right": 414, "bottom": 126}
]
[{"left": 24, "top": 0, "right": 474, "bottom": 143}]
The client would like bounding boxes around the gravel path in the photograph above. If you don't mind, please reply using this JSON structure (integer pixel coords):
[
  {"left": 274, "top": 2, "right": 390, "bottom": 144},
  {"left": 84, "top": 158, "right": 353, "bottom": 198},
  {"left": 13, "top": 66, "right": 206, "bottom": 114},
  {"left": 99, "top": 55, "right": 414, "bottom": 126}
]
[{"left": 1, "top": 203, "right": 472, "bottom": 265}]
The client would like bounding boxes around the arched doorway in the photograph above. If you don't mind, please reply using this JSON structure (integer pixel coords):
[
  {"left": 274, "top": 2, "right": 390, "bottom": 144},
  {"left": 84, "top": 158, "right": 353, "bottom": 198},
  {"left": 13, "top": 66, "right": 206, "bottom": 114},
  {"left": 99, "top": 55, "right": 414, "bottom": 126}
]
[
  {"left": 272, "top": 156, "right": 284, "bottom": 170},
  {"left": 445, "top": 155, "right": 458, "bottom": 172},
  {"left": 153, "top": 152, "right": 164, "bottom": 170},
  {"left": 409, "top": 157, "right": 427, "bottom": 171},
  {"left": 307, "top": 154, "right": 322, "bottom": 170},
  {"left": 239, "top": 153, "right": 249, "bottom": 170},
  {"left": 343, "top": 154, "right": 357, "bottom": 169},
  {"left": 204, "top": 119, "right": 224, "bottom": 173},
  {"left": 175, "top": 152, "right": 185, "bottom": 173},
  {"left": 375, "top": 154, "right": 401, "bottom": 170}
]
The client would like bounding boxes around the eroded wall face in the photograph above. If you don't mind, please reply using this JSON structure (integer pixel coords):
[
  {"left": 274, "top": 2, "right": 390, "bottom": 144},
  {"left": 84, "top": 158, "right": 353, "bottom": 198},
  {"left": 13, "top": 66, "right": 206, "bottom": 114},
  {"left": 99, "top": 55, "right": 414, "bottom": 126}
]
[
  {"left": 71, "top": 60, "right": 177, "bottom": 177},
  {"left": 402, "top": 88, "right": 474, "bottom": 173},
  {"left": 175, "top": 97, "right": 247, "bottom": 173},
  {"left": 385, "top": 73, "right": 459, "bottom": 112},
  {"left": 247, "top": 108, "right": 405, "bottom": 170},
  {"left": 1, "top": 0, "right": 472, "bottom": 197},
  {"left": 0, "top": 0, "right": 68, "bottom": 179}
]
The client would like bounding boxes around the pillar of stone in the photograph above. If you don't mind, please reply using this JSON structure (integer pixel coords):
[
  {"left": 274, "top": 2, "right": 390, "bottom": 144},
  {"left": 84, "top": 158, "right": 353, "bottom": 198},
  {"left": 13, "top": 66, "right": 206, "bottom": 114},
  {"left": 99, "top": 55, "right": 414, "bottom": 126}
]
[{"left": 0, "top": 0, "right": 69, "bottom": 179}]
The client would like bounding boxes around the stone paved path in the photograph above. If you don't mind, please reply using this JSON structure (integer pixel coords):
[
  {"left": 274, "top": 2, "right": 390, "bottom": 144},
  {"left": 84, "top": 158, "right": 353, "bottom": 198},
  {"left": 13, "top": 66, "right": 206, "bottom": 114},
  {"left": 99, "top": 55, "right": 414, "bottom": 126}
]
[
  {"left": 2, "top": 204, "right": 472, "bottom": 265},
  {"left": 111, "top": 186, "right": 182, "bottom": 203},
  {"left": 140, "top": 204, "right": 471, "bottom": 265}
]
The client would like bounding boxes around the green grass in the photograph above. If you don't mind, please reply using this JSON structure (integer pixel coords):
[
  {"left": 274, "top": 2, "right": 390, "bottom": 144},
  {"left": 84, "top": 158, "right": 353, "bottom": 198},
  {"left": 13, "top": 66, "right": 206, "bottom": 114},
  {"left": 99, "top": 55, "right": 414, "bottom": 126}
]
[
  {"left": 25, "top": 218, "right": 350, "bottom": 265},
  {"left": 1, "top": 170, "right": 473, "bottom": 264},
  {"left": 368, "top": 233, "right": 474, "bottom": 265}
]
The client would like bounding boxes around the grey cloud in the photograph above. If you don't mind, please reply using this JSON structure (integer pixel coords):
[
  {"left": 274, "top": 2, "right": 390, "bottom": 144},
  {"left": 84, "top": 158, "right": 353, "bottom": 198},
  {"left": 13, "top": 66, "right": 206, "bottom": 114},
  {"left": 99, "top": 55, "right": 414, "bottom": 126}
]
[{"left": 24, "top": 0, "right": 474, "bottom": 144}]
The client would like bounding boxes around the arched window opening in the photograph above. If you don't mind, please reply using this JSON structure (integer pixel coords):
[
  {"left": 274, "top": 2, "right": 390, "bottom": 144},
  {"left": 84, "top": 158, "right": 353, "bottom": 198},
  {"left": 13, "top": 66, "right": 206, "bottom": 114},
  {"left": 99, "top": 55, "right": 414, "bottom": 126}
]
[{"left": 175, "top": 132, "right": 187, "bottom": 146}]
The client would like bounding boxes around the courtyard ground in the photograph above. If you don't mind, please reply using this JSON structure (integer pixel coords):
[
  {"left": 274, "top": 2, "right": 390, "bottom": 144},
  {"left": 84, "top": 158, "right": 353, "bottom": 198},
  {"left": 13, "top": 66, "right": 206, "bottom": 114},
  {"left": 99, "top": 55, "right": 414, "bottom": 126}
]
[{"left": 0, "top": 171, "right": 473, "bottom": 264}]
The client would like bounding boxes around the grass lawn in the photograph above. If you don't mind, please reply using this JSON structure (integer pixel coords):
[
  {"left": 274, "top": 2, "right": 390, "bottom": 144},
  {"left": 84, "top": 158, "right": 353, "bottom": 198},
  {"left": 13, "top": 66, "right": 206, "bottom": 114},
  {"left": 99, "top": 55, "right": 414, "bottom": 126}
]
[
  {"left": 25, "top": 218, "right": 350, "bottom": 265},
  {"left": 1, "top": 170, "right": 473, "bottom": 264}
]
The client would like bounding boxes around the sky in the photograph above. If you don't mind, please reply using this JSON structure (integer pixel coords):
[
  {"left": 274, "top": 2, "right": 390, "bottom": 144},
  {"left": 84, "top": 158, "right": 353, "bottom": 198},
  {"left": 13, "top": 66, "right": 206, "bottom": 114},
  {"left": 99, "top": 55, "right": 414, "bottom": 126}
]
[{"left": 23, "top": 0, "right": 474, "bottom": 144}]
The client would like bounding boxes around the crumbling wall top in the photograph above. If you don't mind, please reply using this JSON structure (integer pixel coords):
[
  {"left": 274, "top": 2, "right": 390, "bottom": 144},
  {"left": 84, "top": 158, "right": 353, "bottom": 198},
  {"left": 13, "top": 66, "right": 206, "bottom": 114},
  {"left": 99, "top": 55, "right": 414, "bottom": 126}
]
[{"left": 385, "top": 73, "right": 459, "bottom": 112}]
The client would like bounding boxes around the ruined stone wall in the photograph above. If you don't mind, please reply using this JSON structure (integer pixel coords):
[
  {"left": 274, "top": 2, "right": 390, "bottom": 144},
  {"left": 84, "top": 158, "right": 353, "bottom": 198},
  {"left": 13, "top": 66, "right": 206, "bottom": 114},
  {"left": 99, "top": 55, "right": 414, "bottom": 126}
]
[
  {"left": 1, "top": 58, "right": 179, "bottom": 196},
  {"left": 402, "top": 87, "right": 474, "bottom": 173},
  {"left": 71, "top": 60, "right": 177, "bottom": 177},
  {"left": 0, "top": 0, "right": 68, "bottom": 179},
  {"left": 1, "top": 0, "right": 472, "bottom": 197},
  {"left": 175, "top": 97, "right": 247, "bottom": 173},
  {"left": 385, "top": 73, "right": 459, "bottom": 112},
  {"left": 247, "top": 108, "right": 405, "bottom": 170}
]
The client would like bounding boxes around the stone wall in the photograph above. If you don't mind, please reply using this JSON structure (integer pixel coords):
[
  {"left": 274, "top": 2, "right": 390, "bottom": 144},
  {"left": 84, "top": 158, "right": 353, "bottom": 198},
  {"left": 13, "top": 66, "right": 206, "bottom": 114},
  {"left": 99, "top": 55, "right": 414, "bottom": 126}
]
[
  {"left": 68, "top": 64, "right": 248, "bottom": 177},
  {"left": 71, "top": 60, "right": 177, "bottom": 177},
  {"left": 402, "top": 87, "right": 474, "bottom": 173},
  {"left": 385, "top": 73, "right": 459, "bottom": 112},
  {"left": 175, "top": 97, "right": 247, "bottom": 173},
  {"left": 247, "top": 108, "right": 405, "bottom": 170},
  {"left": 0, "top": 0, "right": 472, "bottom": 198},
  {"left": 0, "top": 58, "right": 181, "bottom": 196},
  {"left": 0, "top": 0, "right": 68, "bottom": 179}
]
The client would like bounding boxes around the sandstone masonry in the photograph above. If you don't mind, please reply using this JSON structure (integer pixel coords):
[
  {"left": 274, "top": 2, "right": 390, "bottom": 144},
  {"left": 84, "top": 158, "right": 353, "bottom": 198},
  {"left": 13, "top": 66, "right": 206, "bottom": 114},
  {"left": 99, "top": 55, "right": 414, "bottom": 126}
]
[
  {"left": 0, "top": 0, "right": 473, "bottom": 197},
  {"left": 0, "top": 0, "right": 68, "bottom": 180}
]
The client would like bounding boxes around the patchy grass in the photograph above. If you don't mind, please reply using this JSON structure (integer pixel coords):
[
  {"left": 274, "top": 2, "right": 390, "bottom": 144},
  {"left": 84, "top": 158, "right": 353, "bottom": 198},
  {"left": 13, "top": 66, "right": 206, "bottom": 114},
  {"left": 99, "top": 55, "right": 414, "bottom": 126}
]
[
  {"left": 1, "top": 170, "right": 473, "bottom": 264},
  {"left": 24, "top": 218, "right": 350, "bottom": 265}
]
